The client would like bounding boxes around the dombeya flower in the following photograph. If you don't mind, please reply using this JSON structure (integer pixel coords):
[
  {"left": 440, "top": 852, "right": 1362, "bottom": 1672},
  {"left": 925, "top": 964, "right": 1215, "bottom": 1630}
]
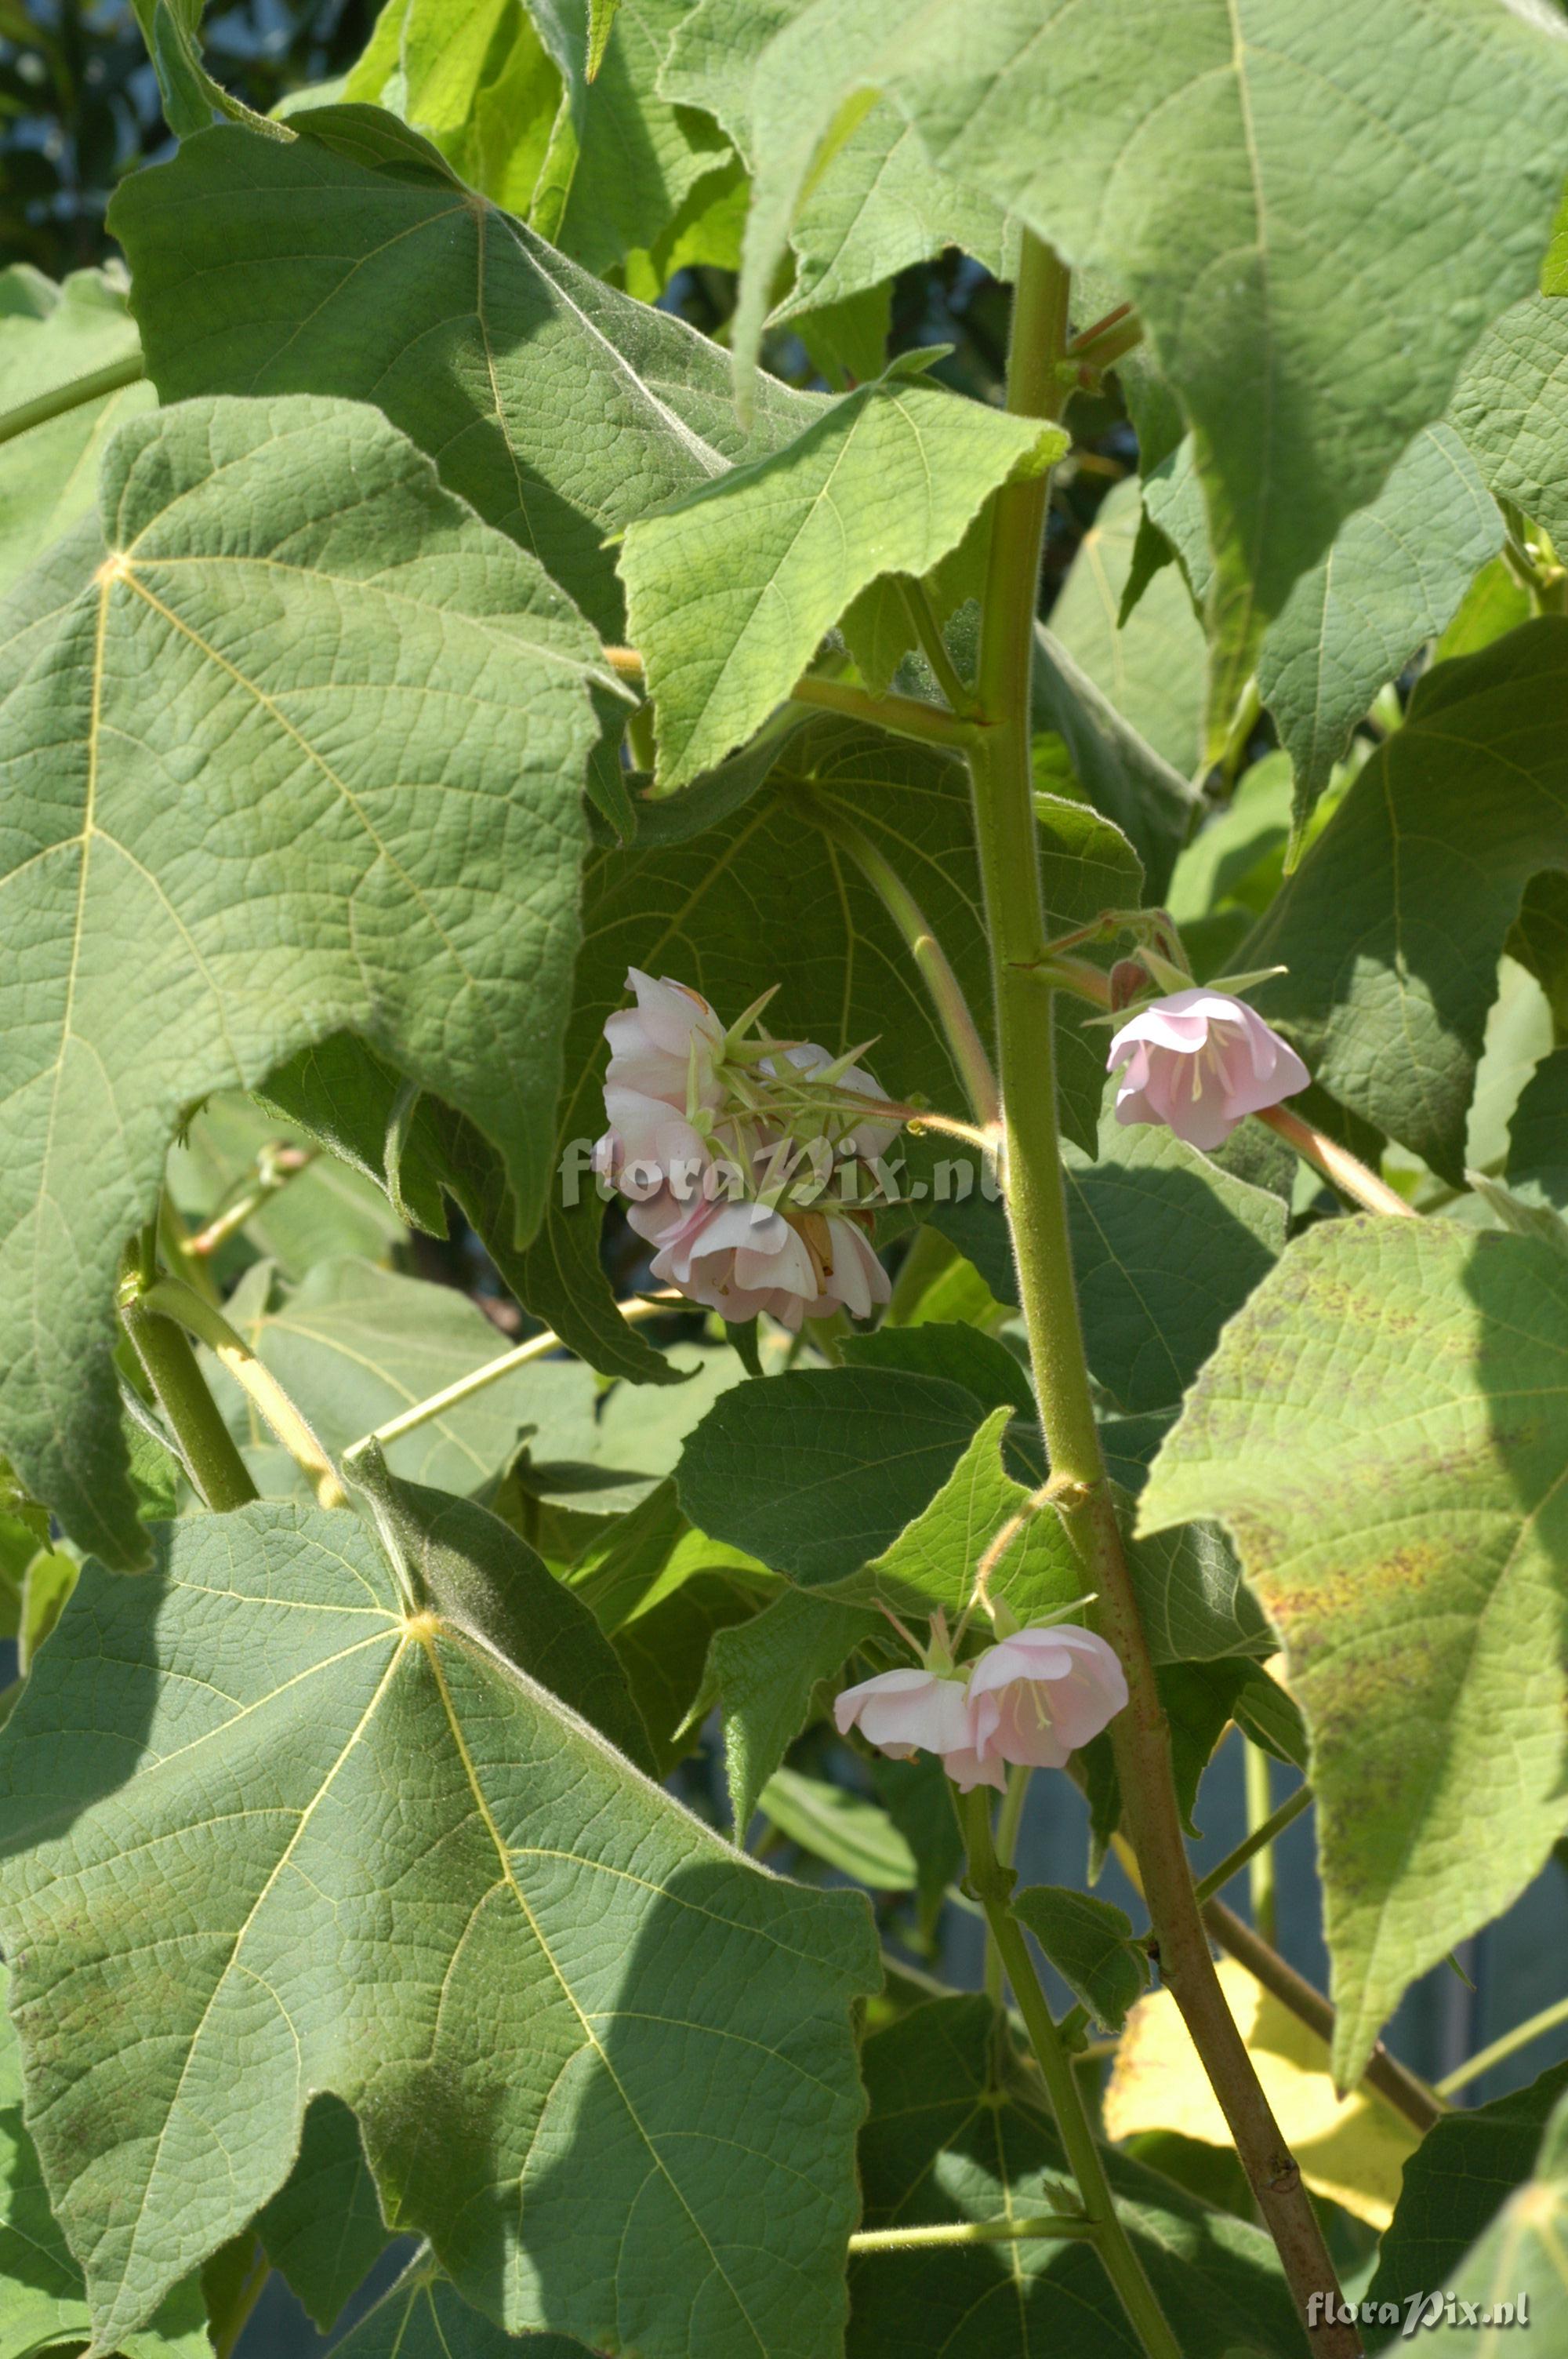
[
  {"left": 833, "top": 1667, "right": 983, "bottom": 1777},
  {"left": 604, "top": 968, "right": 726, "bottom": 1112},
  {"left": 1107, "top": 987, "right": 1308, "bottom": 1152},
  {"left": 651, "top": 1198, "right": 891, "bottom": 1331},
  {"left": 967, "top": 1627, "right": 1128, "bottom": 1770}
]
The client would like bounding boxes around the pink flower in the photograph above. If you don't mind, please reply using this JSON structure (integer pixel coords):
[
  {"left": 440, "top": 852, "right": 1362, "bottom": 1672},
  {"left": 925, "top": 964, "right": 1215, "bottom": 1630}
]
[
  {"left": 967, "top": 1627, "right": 1127, "bottom": 1770},
  {"left": 1107, "top": 987, "right": 1308, "bottom": 1152},
  {"left": 649, "top": 1198, "right": 890, "bottom": 1330},
  {"left": 833, "top": 1667, "right": 980, "bottom": 1771},
  {"left": 604, "top": 968, "right": 726, "bottom": 1111},
  {"left": 593, "top": 1084, "right": 718, "bottom": 1247}
]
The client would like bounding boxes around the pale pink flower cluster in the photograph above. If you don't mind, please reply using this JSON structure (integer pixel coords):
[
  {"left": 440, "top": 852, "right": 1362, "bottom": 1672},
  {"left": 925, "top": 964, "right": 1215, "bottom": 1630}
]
[
  {"left": 593, "top": 969, "right": 899, "bottom": 1330},
  {"left": 834, "top": 1625, "right": 1127, "bottom": 1793},
  {"left": 1107, "top": 987, "right": 1308, "bottom": 1153}
]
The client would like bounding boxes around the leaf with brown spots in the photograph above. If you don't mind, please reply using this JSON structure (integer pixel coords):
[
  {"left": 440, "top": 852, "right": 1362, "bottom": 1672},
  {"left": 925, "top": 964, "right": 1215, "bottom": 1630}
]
[{"left": 1140, "top": 1217, "right": 1568, "bottom": 2089}]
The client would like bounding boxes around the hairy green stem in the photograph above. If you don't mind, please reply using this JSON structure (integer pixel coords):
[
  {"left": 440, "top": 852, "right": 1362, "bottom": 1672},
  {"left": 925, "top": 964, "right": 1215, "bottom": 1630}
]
[
  {"left": 968, "top": 230, "right": 1361, "bottom": 2355},
  {"left": 1244, "top": 1743, "right": 1280, "bottom": 1943},
  {"left": 794, "top": 792, "right": 1002, "bottom": 1129},
  {"left": 1191, "top": 1779, "right": 1312, "bottom": 1909},
  {"left": 848, "top": 2212, "right": 1098, "bottom": 2254},
  {"left": 787, "top": 672, "right": 981, "bottom": 749},
  {"left": 119, "top": 1242, "right": 259, "bottom": 1516},
  {"left": 1437, "top": 1993, "right": 1568, "bottom": 2097},
  {"left": 346, "top": 1296, "right": 670, "bottom": 1454},
  {"left": 962, "top": 1790, "right": 1179, "bottom": 2359},
  {"left": 0, "top": 351, "right": 145, "bottom": 447},
  {"left": 143, "top": 1277, "right": 347, "bottom": 1509}
]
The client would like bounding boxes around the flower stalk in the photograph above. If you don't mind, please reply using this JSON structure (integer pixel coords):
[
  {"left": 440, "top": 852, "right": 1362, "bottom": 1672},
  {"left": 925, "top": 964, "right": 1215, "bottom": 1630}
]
[{"left": 966, "top": 228, "right": 1363, "bottom": 2356}]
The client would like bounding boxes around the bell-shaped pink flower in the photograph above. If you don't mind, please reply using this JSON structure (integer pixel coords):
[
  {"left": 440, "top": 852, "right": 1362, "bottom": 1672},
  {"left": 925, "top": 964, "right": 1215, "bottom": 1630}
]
[
  {"left": 967, "top": 1626, "right": 1128, "bottom": 1769},
  {"left": 604, "top": 968, "right": 726, "bottom": 1112},
  {"left": 1107, "top": 987, "right": 1308, "bottom": 1152},
  {"left": 648, "top": 1197, "right": 889, "bottom": 1330},
  {"left": 833, "top": 1667, "right": 978, "bottom": 1768}
]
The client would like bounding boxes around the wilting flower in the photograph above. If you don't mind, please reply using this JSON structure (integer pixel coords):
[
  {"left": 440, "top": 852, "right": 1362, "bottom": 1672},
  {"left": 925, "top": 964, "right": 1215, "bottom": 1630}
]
[
  {"left": 1107, "top": 987, "right": 1308, "bottom": 1152},
  {"left": 593, "top": 968, "right": 901, "bottom": 1328},
  {"left": 967, "top": 1626, "right": 1128, "bottom": 1770}
]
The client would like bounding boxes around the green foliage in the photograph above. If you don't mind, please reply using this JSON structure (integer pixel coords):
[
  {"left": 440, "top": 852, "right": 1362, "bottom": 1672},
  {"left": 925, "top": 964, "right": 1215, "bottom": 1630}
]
[
  {"left": 1403, "top": 2090, "right": 1568, "bottom": 2346},
  {"left": 0, "top": 1499, "right": 876, "bottom": 2355},
  {"left": 1367, "top": 2060, "right": 1568, "bottom": 2313},
  {"left": 1250, "top": 619, "right": 1568, "bottom": 1183},
  {"left": 111, "top": 109, "right": 818, "bottom": 638},
  {"left": 1011, "top": 1886, "right": 1149, "bottom": 2032},
  {"left": 621, "top": 356, "right": 1062, "bottom": 787},
  {"left": 735, "top": 0, "right": 1568, "bottom": 728},
  {"left": 1142, "top": 1218, "right": 1568, "bottom": 2088},
  {"left": 851, "top": 1996, "right": 1302, "bottom": 2356},
  {"left": 0, "top": 1962, "right": 212, "bottom": 2358},
  {"left": 1258, "top": 424, "right": 1502, "bottom": 835},
  {"left": 0, "top": 392, "right": 608, "bottom": 1566},
  {"left": 9, "top": 7, "right": 1568, "bottom": 2346},
  {"left": 0, "top": 264, "right": 153, "bottom": 597}
]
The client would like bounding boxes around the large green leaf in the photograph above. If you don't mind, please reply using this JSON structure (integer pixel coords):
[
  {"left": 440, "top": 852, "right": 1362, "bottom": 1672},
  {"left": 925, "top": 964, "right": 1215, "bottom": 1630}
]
[
  {"left": 109, "top": 107, "right": 818, "bottom": 640},
  {"left": 1508, "top": 1045, "right": 1568, "bottom": 1209},
  {"left": 1404, "top": 2091, "right": 1568, "bottom": 2346},
  {"left": 1029, "top": 626, "right": 1201, "bottom": 904},
  {"left": 735, "top": 0, "right": 1568, "bottom": 727},
  {"left": 0, "top": 264, "right": 153, "bottom": 598},
  {"left": 850, "top": 1996, "right": 1300, "bottom": 2357},
  {"left": 1257, "top": 423, "right": 1503, "bottom": 834},
  {"left": 336, "top": 2247, "right": 584, "bottom": 2357},
  {"left": 0, "top": 393, "right": 608, "bottom": 1567},
  {"left": 0, "top": 1498, "right": 877, "bottom": 2355},
  {"left": 844, "top": 1406, "right": 1080, "bottom": 1621},
  {"left": 678, "top": 1366, "right": 992, "bottom": 1590},
  {"left": 1064, "top": 1107, "right": 1287, "bottom": 1416},
  {"left": 215, "top": 1257, "right": 601, "bottom": 1496},
  {"left": 1045, "top": 478, "right": 1205, "bottom": 778},
  {"left": 1247, "top": 617, "right": 1568, "bottom": 1183},
  {"left": 1367, "top": 2059, "right": 1568, "bottom": 2314},
  {"left": 1450, "top": 292, "right": 1568, "bottom": 553},
  {"left": 254, "top": 2095, "right": 393, "bottom": 2332},
  {"left": 0, "top": 1962, "right": 211, "bottom": 2359},
  {"left": 1141, "top": 1217, "right": 1568, "bottom": 2088},
  {"left": 619, "top": 357, "right": 1063, "bottom": 788},
  {"left": 662, "top": 0, "right": 1004, "bottom": 323}
]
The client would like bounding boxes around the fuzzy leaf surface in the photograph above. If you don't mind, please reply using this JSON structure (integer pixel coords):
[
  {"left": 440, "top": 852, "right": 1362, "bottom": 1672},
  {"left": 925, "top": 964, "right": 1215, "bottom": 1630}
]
[
  {"left": 110, "top": 108, "right": 818, "bottom": 638},
  {"left": 0, "top": 393, "right": 605, "bottom": 1565},
  {"left": 0, "top": 1501, "right": 877, "bottom": 2356},
  {"left": 0, "top": 264, "right": 153, "bottom": 598},
  {"left": 1247, "top": 617, "right": 1568, "bottom": 1183},
  {"left": 619, "top": 363, "right": 1062, "bottom": 788},
  {"left": 1141, "top": 1218, "right": 1568, "bottom": 2087},
  {"left": 1258, "top": 423, "right": 1503, "bottom": 833},
  {"left": 735, "top": 0, "right": 1568, "bottom": 723}
]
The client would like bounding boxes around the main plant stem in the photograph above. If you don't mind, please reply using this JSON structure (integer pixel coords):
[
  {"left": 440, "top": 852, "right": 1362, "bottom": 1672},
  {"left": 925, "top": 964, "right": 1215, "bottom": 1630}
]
[
  {"left": 969, "top": 231, "right": 1360, "bottom": 2356},
  {"left": 961, "top": 1792, "right": 1179, "bottom": 2359}
]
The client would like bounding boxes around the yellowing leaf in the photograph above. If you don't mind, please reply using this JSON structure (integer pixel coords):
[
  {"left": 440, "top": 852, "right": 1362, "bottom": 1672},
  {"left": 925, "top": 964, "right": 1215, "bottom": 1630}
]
[{"left": 1103, "top": 1961, "right": 1417, "bottom": 2228}]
